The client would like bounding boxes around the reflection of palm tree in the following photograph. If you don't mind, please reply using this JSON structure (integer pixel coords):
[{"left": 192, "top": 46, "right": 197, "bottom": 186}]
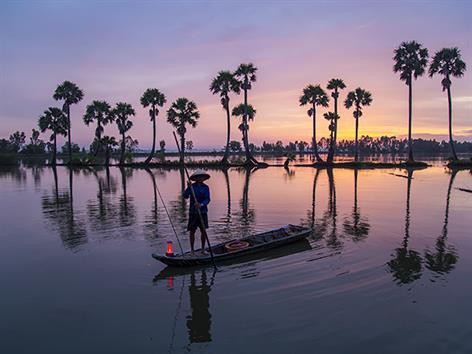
[
  {"left": 236, "top": 167, "right": 256, "bottom": 237},
  {"left": 424, "top": 170, "right": 459, "bottom": 274},
  {"left": 118, "top": 167, "right": 136, "bottom": 227},
  {"left": 42, "top": 166, "right": 87, "bottom": 249},
  {"left": 324, "top": 168, "right": 342, "bottom": 249},
  {"left": 143, "top": 168, "right": 161, "bottom": 243},
  {"left": 186, "top": 269, "right": 214, "bottom": 344},
  {"left": 387, "top": 169, "right": 423, "bottom": 284},
  {"left": 343, "top": 169, "right": 370, "bottom": 242}
]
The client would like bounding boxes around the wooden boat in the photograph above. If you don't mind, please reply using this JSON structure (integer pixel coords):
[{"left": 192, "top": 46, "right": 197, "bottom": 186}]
[{"left": 152, "top": 224, "right": 312, "bottom": 267}]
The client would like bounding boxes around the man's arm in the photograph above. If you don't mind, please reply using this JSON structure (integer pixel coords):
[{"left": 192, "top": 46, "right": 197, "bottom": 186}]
[{"left": 200, "top": 186, "right": 210, "bottom": 206}]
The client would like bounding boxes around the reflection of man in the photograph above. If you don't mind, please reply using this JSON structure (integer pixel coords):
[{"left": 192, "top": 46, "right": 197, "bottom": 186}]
[{"left": 186, "top": 271, "right": 212, "bottom": 343}]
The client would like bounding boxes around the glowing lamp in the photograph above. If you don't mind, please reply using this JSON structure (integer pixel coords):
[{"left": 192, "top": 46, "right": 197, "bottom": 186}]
[{"left": 166, "top": 241, "right": 174, "bottom": 257}]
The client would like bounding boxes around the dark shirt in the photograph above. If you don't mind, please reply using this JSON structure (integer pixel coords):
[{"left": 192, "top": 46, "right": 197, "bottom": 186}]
[{"left": 183, "top": 182, "right": 210, "bottom": 214}]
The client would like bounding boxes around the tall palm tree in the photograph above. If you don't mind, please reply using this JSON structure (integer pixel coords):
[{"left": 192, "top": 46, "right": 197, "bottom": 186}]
[
  {"left": 326, "top": 79, "right": 346, "bottom": 162},
  {"left": 323, "top": 111, "right": 340, "bottom": 161},
  {"left": 112, "top": 102, "right": 135, "bottom": 165},
  {"left": 210, "top": 71, "right": 241, "bottom": 164},
  {"left": 232, "top": 103, "right": 256, "bottom": 151},
  {"left": 234, "top": 63, "right": 259, "bottom": 165},
  {"left": 166, "top": 98, "right": 200, "bottom": 164},
  {"left": 299, "top": 84, "right": 329, "bottom": 162},
  {"left": 38, "top": 107, "right": 68, "bottom": 166},
  {"left": 140, "top": 88, "right": 167, "bottom": 164},
  {"left": 83, "top": 100, "right": 112, "bottom": 156},
  {"left": 344, "top": 88, "right": 373, "bottom": 162},
  {"left": 393, "top": 41, "right": 429, "bottom": 161},
  {"left": 53, "top": 81, "right": 84, "bottom": 163},
  {"left": 429, "top": 48, "right": 467, "bottom": 160}
]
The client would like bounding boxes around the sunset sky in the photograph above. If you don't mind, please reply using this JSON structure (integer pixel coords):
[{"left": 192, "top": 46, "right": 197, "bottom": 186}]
[{"left": 1, "top": 0, "right": 471, "bottom": 150}]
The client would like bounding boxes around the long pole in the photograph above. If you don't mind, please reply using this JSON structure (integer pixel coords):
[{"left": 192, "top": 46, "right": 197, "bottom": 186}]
[{"left": 173, "top": 132, "right": 217, "bottom": 268}]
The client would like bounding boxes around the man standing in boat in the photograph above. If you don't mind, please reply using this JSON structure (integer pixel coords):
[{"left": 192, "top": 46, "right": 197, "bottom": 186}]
[{"left": 183, "top": 169, "right": 211, "bottom": 254}]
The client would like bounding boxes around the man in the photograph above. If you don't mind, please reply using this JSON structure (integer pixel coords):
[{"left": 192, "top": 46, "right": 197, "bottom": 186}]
[{"left": 183, "top": 169, "right": 211, "bottom": 254}]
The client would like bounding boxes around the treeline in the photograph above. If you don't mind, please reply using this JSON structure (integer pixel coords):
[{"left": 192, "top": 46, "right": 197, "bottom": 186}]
[{"left": 229, "top": 136, "right": 472, "bottom": 154}]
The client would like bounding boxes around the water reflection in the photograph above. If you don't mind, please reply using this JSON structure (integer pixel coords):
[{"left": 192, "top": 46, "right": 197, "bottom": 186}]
[
  {"left": 41, "top": 167, "right": 87, "bottom": 250},
  {"left": 343, "top": 169, "right": 370, "bottom": 242},
  {"left": 424, "top": 170, "right": 459, "bottom": 277},
  {"left": 236, "top": 167, "right": 257, "bottom": 237},
  {"left": 118, "top": 167, "right": 136, "bottom": 227},
  {"left": 387, "top": 169, "right": 423, "bottom": 284}
]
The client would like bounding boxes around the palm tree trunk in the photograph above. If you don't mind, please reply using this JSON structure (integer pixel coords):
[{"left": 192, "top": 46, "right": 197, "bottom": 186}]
[
  {"left": 120, "top": 132, "right": 125, "bottom": 165},
  {"left": 105, "top": 145, "right": 110, "bottom": 166},
  {"left": 52, "top": 134, "right": 57, "bottom": 166},
  {"left": 180, "top": 132, "right": 185, "bottom": 165},
  {"left": 408, "top": 81, "right": 414, "bottom": 161},
  {"left": 312, "top": 104, "right": 322, "bottom": 163},
  {"left": 66, "top": 105, "right": 72, "bottom": 164},
  {"left": 93, "top": 121, "right": 102, "bottom": 157},
  {"left": 222, "top": 96, "right": 231, "bottom": 164},
  {"left": 447, "top": 83, "right": 458, "bottom": 160},
  {"left": 327, "top": 91, "right": 338, "bottom": 162},
  {"left": 355, "top": 108, "right": 359, "bottom": 162},
  {"left": 243, "top": 84, "right": 258, "bottom": 165},
  {"left": 145, "top": 108, "right": 156, "bottom": 164}
]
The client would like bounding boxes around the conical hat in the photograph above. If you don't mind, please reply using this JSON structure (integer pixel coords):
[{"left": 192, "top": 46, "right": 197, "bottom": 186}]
[{"left": 190, "top": 169, "right": 210, "bottom": 181}]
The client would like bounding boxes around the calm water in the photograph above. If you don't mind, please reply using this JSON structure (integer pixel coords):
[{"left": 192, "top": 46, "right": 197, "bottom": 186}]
[{"left": 1, "top": 162, "right": 471, "bottom": 354}]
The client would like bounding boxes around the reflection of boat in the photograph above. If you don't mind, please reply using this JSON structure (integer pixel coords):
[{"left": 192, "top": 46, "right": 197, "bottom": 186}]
[{"left": 152, "top": 224, "right": 311, "bottom": 267}]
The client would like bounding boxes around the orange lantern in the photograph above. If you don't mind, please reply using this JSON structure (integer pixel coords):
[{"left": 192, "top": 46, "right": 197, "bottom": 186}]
[{"left": 166, "top": 241, "right": 174, "bottom": 257}]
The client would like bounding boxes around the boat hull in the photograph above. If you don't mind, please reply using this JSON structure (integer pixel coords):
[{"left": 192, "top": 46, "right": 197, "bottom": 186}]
[{"left": 152, "top": 224, "right": 311, "bottom": 267}]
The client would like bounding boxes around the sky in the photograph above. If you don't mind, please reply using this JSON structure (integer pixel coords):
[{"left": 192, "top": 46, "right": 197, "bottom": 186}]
[{"left": 1, "top": 0, "right": 471, "bottom": 150}]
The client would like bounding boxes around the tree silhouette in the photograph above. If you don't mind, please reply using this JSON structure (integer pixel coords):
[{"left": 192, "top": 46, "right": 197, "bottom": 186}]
[
  {"left": 210, "top": 71, "right": 241, "bottom": 164},
  {"left": 344, "top": 87, "right": 373, "bottom": 162},
  {"left": 424, "top": 170, "right": 459, "bottom": 275},
  {"left": 299, "top": 84, "right": 329, "bottom": 162},
  {"left": 83, "top": 100, "right": 113, "bottom": 156},
  {"left": 112, "top": 102, "right": 135, "bottom": 164},
  {"left": 387, "top": 169, "right": 423, "bottom": 284},
  {"left": 234, "top": 63, "right": 259, "bottom": 165},
  {"left": 53, "top": 81, "right": 84, "bottom": 164},
  {"left": 429, "top": 48, "right": 467, "bottom": 160},
  {"left": 38, "top": 107, "right": 68, "bottom": 166},
  {"left": 101, "top": 136, "right": 118, "bottom": 166},
  {"left": 326, "top": 79, "right": 346, "bottom": 162},
  {"left": 166, "top": 98, "right": 200, "bottom": 164},
  {"left": 232, "top": 103, "right": 256, "bottom": 154},
  {"left": 393, "top": 41, "right": 429, "bottom": 161},
  {"left": 140, "top": 88, "right": 167, "bottom": 164}
]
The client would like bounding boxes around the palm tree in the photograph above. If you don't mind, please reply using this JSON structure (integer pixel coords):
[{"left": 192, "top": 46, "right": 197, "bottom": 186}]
[
  {"left": 38, "top": 107, "right": 68, "bottom": 166},
  {"left": 83, "top": 100, "right": 112, "bottom": 156},
  {"left": 344, "top": 88, "right": 373, "bottom": 162},
  {"left": 210, "top": 71, "right": 241, "bottom": 164},
  {"left": 101, "top": 136, "right": 118, "bottom": 166},
  {"left": 299, "top": 84, "right": 329, "bottom": 162},
  {"left": 326, "top": 79, "right": 346, "bottom": 162},
  {"left": 232, "top": 103, "right": 256, "bottom": 152},
  {"left": 112, "top": 102, "right": 135, "bottom": 164},
  {"left": 166, "top": 98, "right": 200, "bottom": 164},
  {"left": 53, "top": 81, "right": 84, "bottom": 164},
  {"left": 429, "top": 48, "right": 467, "bottom": 160},
  {"left": 140, "top": 88, "right": 167, "bottom": 164},
  {"left": 323, "top": 111, "right": 340, "bottom": 160},
  {"left": 234, "top": 63, "right": 259, "bottom": 165},
  {"left": 393, "top": 41, "right": 429, "bottom": 161}
]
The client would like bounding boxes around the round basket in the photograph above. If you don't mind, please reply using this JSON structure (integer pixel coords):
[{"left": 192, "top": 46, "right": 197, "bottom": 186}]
[{"left": 224, "top": 240, "right": 250, "bottom": 252}]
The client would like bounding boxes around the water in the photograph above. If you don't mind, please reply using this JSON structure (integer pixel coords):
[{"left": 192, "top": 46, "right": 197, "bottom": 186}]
[{"left": 1, "top": 162, "right": 471, "bottom": 354}]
